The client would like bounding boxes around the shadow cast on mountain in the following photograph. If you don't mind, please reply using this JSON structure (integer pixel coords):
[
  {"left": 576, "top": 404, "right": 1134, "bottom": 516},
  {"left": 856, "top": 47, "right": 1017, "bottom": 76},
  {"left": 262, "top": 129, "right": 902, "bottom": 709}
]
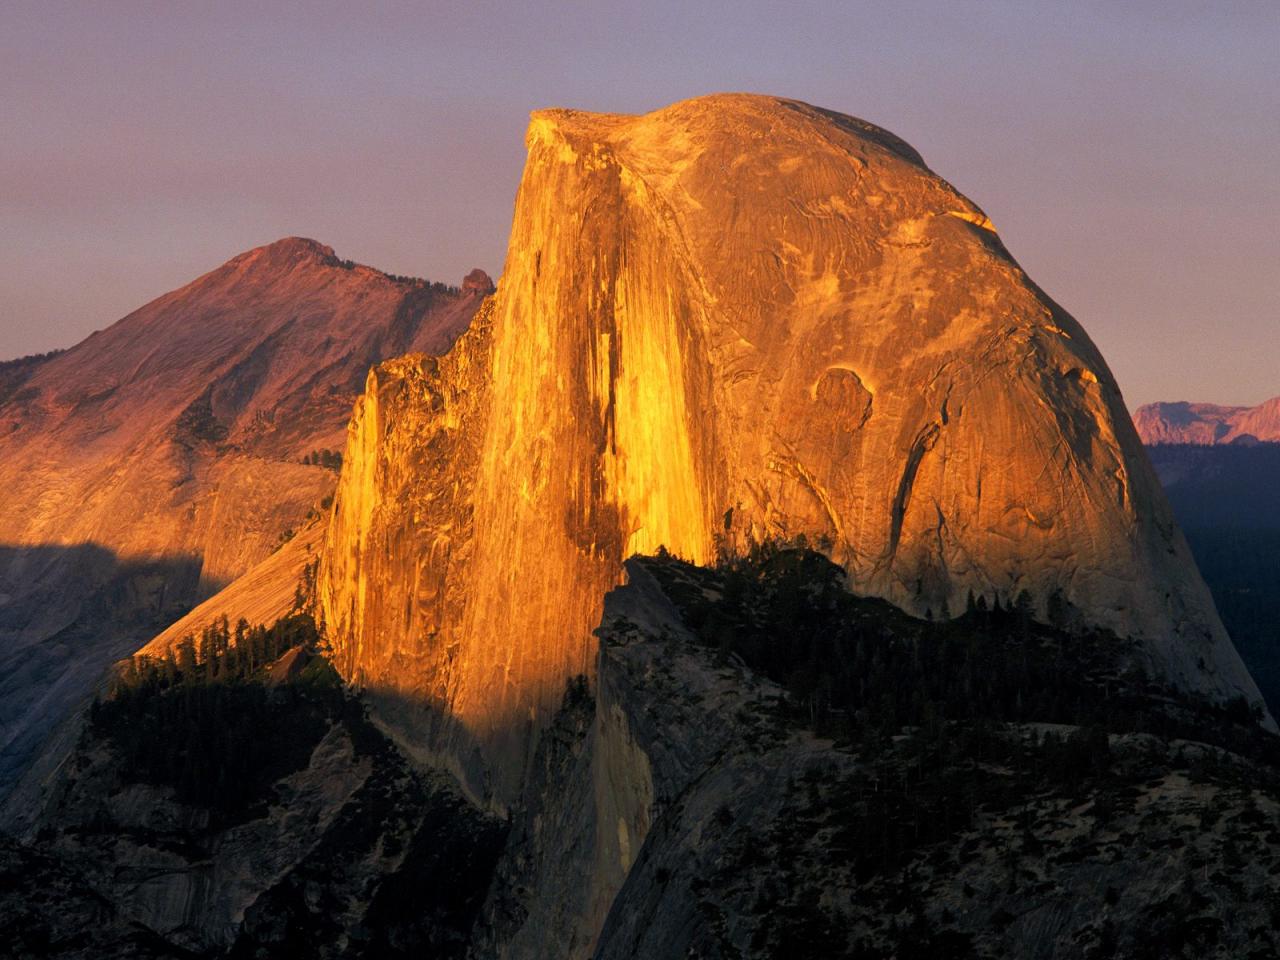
[
  {"left": 1148, "top": 442, "right": 1280, "bottom": 530},
  {"left": 353, "top": 680, "right": 515, "bottom": 813},
  {"left": 0, "top": 542, "right": 220, "bottom": 798},
  {"left": 1145, "top": 443, "right": 1280, "bottom": 716}
]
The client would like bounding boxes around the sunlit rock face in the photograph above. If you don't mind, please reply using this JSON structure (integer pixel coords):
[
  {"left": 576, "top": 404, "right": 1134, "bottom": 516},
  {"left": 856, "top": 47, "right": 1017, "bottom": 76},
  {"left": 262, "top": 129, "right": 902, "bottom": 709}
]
[
  {"left": 319, "top": 94, "right": 1265, "bottom": 806},
  {"left": 0, "top": 238, "right": 486, "bottom": 790},
  {"left": 1134, "top": 396, "right": 1280, "bottom": 445}
]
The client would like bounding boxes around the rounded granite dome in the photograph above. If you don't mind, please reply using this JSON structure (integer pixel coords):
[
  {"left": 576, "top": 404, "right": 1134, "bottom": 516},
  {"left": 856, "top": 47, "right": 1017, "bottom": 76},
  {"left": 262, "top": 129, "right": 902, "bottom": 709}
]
[{"left": 320, "top": 93, "right": 1269, "bottom": 807}]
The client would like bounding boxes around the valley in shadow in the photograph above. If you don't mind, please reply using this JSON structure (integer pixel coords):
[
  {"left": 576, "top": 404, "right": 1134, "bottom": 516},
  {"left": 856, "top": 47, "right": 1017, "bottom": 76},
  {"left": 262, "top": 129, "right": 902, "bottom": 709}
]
[
  {"left": 0, "top": 543, "right": 213, "bottom": 796},
  {"left": 4, "top": 611, "right": 506, "bottom": 959},
  {"left": 1148, "top": 443, "right": 1280, "bottom": 714}
]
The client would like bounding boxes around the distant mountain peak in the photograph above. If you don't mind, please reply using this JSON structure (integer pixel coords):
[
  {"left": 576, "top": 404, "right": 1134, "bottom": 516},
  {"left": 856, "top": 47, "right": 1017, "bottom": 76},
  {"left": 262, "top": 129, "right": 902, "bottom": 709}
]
[
  {"left": 1135, "top": 396, "right": 1280, "bottom": 445},
  {"left": 224, "top": 236, "right": 338, "bottom": 272},
  {"left": 260, "top": 235, "right": 336, "bottom": 257}
]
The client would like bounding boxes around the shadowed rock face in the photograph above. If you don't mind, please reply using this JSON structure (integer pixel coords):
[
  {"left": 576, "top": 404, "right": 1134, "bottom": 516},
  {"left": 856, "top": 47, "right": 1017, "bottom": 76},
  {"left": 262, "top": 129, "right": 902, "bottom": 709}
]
[
  {"left": 0, "top": 238, "right": 487, "bottom": 791},
  {"left": 318, "top": 94, "right": 1265, "bottom": 807},
  {"left": 1133, "top": 396, "right": 1280, "bottom": 446}
]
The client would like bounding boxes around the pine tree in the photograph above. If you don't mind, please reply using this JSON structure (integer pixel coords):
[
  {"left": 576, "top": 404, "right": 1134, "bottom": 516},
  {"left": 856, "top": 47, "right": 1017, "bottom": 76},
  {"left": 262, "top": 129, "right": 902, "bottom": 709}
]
[{"left": 177, "top": 637, "right": 197, "bottom": 680}]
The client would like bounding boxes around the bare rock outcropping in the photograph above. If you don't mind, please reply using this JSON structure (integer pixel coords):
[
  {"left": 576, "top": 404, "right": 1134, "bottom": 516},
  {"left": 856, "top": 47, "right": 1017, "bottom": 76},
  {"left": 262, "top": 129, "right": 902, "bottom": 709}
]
[
  {"left": 319, "top": 94, "right": 1265, "bottom": 807},
  {"left": 1133, "top": 396, "right": 1280, "bottom": 446},
  {"left": 487, "top": 556, "right": 1280, "bottom": 959}
]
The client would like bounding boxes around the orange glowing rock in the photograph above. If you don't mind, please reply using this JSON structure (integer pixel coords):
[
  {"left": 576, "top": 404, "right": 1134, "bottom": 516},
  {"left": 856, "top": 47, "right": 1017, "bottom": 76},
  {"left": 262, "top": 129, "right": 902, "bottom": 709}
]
[{"left": 318, "top": 95, "right": 1267, "bottom": 807}]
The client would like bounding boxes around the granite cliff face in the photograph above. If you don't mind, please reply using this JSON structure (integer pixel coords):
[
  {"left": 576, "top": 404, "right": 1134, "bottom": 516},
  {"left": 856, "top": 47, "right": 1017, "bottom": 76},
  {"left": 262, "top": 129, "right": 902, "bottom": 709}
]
[
  {"left": 1134, "top": 397, "right": 1280, "bottom": 446},
  {"left": 0, "top": 239, "right": 487, "bottom": 790},
  {"left": 319, "top": 94, "right": 1263, "bottom": 805}
]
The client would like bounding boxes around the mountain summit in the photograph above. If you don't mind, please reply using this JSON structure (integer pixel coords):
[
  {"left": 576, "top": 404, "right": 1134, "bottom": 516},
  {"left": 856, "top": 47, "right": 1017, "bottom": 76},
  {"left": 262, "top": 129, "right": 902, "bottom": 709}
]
[
  {"left": 317, "top": 94, "right": 1264, "bottom": 807},
  {"left": 0, "top": 239, "right": 488, "bottom": 790}
]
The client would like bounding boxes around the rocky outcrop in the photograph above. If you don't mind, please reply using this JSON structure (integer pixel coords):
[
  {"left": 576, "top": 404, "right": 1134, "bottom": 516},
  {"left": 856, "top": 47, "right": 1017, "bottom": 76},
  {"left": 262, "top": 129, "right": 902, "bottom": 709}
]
[
  {"left": 0, "top": 239, "right": 486, "bottom": 792},
  {"left": 0, "top": 834, "right": 191, "bottom": 958},
  {"left": 472, "top": 553, "right": 1280, "bottom": 958},
  {"left": 590, "top": 566, "right": 1280, "bottom": 959},
  {"left": 473, "top": 558, "right": 802, "bottom": 958},
  {"left": 319, "top": 94, "right": 1264, "bottom": 808},
  {"left": 463, "top": 268, "right": 497, "bottom": 296},
  {"left": 318, "top": 298, "right": 498, "bottom": 798},
  {"left": 1134, "top": 396, "right": 1280, "bottom": 445},
  {"left": 12, "top": 549, "right": 1280, "bottom": 959},
  {"left": 9, "top": 651, "right": 505, "bottom": 958}
]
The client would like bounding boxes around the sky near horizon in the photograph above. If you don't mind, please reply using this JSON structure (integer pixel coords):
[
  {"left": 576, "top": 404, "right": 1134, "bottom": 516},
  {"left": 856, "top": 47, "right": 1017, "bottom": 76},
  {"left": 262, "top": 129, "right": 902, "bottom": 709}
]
[{"left": 2, "top": 1, "right": 1276, "bottom": 408}]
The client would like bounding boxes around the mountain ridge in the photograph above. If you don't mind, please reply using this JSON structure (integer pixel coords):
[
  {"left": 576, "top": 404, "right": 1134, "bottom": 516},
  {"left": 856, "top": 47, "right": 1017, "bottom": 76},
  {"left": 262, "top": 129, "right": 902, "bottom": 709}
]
[
  {"left": 1133, "top": 396, "right": 1280, "bottom": 445},
  {"left": 0, "top": 238, "right": 489, "bottom": 792}
]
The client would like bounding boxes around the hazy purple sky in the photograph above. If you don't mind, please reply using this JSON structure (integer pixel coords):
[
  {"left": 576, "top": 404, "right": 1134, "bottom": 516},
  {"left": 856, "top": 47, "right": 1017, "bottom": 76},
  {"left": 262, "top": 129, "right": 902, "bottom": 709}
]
[{"left": 2, "top": 1, "right": 1276, "bottom": 407}]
